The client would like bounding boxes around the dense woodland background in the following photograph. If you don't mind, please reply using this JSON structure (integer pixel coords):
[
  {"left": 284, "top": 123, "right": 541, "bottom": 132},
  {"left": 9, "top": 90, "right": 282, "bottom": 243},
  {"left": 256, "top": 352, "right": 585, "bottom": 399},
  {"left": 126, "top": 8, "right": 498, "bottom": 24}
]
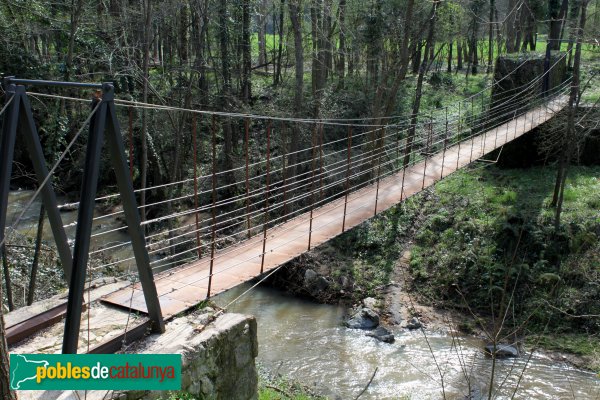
[{"left": 1, "top": 0, "right": 599, "bottom": 197}]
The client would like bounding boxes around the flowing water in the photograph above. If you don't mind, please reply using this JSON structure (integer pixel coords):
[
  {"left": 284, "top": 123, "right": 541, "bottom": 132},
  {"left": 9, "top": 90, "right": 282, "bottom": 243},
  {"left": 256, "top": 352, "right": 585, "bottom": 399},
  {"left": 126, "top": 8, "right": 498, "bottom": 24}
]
[
  {"left": 215, "top": 284, "right": 600, "bottom": 400},
  {"left": 5, "top": 190, "right": 134, "bottom": 270}
]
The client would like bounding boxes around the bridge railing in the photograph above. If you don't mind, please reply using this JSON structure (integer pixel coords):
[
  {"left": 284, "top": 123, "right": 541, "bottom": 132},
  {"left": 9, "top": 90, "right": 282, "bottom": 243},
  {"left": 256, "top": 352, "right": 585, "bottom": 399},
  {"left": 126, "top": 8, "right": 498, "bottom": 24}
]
[
  {"left": 1, "top": 61, "right": 571, "bottom": 308},
  {"left": 82, "top": 76, "right": 570, "bottom": 288}
]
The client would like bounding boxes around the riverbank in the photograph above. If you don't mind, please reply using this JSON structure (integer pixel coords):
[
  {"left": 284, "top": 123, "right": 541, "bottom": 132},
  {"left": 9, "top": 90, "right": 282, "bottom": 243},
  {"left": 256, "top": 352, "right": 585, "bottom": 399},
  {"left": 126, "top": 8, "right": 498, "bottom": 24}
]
[{"left": 267, "top": 164, "right": 600, "bottom": 373}]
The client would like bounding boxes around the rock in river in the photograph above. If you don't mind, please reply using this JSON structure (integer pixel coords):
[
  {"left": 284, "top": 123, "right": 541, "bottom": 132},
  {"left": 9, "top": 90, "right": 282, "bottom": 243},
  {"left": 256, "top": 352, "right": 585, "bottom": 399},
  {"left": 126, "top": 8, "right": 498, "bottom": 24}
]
[
  {"left": 366, "top": 326, "right": 395, "bottom": 343},
  {"left": 405, "top": 317, "right": 422, "bottom": 330},
  {"left": 345, "top": 308, "right": 380, "bottom": 329},
  {"left": 484, "top": 344, "right": 519, "bottom": 358}
]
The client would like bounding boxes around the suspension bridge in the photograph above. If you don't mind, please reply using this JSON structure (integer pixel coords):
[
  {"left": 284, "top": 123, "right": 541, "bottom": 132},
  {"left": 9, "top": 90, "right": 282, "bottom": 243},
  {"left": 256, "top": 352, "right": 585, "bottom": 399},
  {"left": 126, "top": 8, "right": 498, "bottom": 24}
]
[{"left": 1, "top": 60, "right": 571, "bottom": 354}]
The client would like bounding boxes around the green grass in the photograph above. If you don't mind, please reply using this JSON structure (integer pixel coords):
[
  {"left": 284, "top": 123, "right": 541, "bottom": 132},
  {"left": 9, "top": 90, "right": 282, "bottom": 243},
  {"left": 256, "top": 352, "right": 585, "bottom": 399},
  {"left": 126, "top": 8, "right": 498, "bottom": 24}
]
[
  {"left": 436, "top": 166, "right": 600, "bottom": 225},
  {"left": 527, "top": 334, "right": 600, "bottom": 372},
  {"left": 402, "top": 165, "right": 600, "bottom": 350},
  {"left": 251, "top": 33, "right": 283, "bottom": 57},
  {"left": 258, "top": 365, "right": 326, "bottom": 400},
  {"left": 259, "top": 387, "right": 318, "bottom": 400},
  {"left": 531, "top": 334, "right": 600, "bottom": 357},
  {"left": 157, "top": 391, "right": 198, "bottom": 400}
]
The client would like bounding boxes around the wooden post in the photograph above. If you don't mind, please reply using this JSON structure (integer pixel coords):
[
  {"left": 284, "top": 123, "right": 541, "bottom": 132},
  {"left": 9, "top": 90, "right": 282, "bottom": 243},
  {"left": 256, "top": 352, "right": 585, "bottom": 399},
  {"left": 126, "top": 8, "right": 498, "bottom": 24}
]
[
  {"left": 342, "top": 126, "right": 352, "bottom": 232},
  {"left": 308, "top": 124, "right": 317, "bottom": 251},
  {"left": 244, "top": 118, "right": 251, "bottom": 238},
  {"left": 514, "top": 110, "right": 518, "bottom": 140},
  {"left": 260, "top": 120, "right": 272, "bottom": 274},
  {"left": 422, "top": 115, "right": 431, "bottom": 189},
  {"left": 208, "top": 115, "right": 217, "bottom": 298},
  {"left": 400, "top": 126, "right": 409, "bottom": 202},
  {"left": 318, "top": 123, "right": 324, "bottom": 201},
  {"left": 128, "top": 107, "right": 134, "bottom": 179},
  {"left": 480, "top": 94, "right": 486, "bottom": 156},
  {"left": 395, "top": 123, "right": 400, "bottom": 170},
  {"left": 374, "top": 127, "right": 385, "bottom": 215},
  {"left": 470, "top": 97, "right": 474, "bottom": 162},
  {"left": 281, "top": 121, "right": 288, "bottom": 221},
  {"left": 457, "top": 102, "right": 462, "bottom": 170},
  {"left": 440, "top": 106, "right": 448, "bottom": 179},
  {"left": 192, "top": 114, "right": 201, "bottom": 258}
]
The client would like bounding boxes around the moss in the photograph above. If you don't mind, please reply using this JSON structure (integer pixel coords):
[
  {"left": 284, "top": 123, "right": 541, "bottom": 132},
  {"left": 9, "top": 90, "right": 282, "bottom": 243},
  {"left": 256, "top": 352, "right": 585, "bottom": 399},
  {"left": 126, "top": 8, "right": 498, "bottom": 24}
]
[{"left": 527, "top": 334, "right": 600, "bottom": 358}]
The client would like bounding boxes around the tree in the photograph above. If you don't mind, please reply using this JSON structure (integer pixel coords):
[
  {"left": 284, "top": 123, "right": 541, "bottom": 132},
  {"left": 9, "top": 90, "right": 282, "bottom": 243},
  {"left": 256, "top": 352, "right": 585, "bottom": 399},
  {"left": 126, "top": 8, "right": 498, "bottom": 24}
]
[
  {"left": 336, "top": 0, "right": 347, "bottom": 87},
  {"left": 241, "top": 0, "right": 252, "bottom": 102},
  {"left": 403, "top": 0, "right": 440, "bottom": 167},
  {"left": 487, "top": 0, "right": 495, "bottom": 73},
  {"left": 274, "top": 0, "right": 286, "bottom": 86},
  {"left": 553, "top": 0, "right": 590, "bottom": 230},
  {"left": 140, "top": 0, "right": 152, "bottom": 223},
  {"left": 548, "top": 0, "right": 569, "bottom": 50},
  {"left": 257, "top": 0, "right": 269, "bottom": 70},
  {"left": 288, "top": 0, "right": 304, "bottom": 182}
]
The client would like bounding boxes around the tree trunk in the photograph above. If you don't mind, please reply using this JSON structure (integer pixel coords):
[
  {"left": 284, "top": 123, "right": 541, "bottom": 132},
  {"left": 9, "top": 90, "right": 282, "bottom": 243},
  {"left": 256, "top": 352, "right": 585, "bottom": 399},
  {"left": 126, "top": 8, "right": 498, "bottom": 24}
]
[
  {"left": 457, "top": 40, "right": 463, "bottom": 70},
  {"left": 521, "top": 2, "right": 537, "bottom": 51},
  {"left": 140, "top": 0, "right": 152, "bottom": 223},
  {"left": 447, "top": 41, "right": 453, "bottom": 72},
  {"left": 554, "top": 0, "right": 588, "bottom": 230},
  {"left": 288, "top": 0, "right": 304, "bottom": 181},
  {"left": 258, "top": 0, "right": 268, "bottom": 70},
  {"left": 64, "top": 0, "right": 84, "bottom": 82},
  {"left": 487, "top": 0, "right": 495, "bottom": 73},
  {"left": 179, "top": 1, "right": 189, "bottom": 62},
  {"left": 404, "top": 1, "right": 439, "bottom": 167},
  {"left": 506, "top": 0, "right": 517, "bottom": 53},
  {"left": 241, "top": 0, "right": 252, "bottom": 102},
  {"left": 566, "top": 4, "right": 579, "bottom": 69},
  {"left": 274, "top": 0, "right": 285, "bottom": 85},
  {"left": 336, "top": 0, "right": 347, "bottom": 87},
  {"left": 370, "top": 0, "right": 414, "bottom": 122},
  {"left": 412, "top": 42, "right": 422, "bottom": 74},
  {"left": 194, "top": 0, "right": 209, "bottom": 101},
  {"left": 311, "top": 0, "right": 321, "bottom": 101},
  {"left": 549, "top": 0, "right": 569, "bottom": 50},
  {"left": 218, "top": 0, "right": 235, "bottom": 187},
  {"left": 323, "top": 0, "right": 333, "bottom": 80},
  {"left": 471, "top": 26, "right": 479, "bottom": 75}
]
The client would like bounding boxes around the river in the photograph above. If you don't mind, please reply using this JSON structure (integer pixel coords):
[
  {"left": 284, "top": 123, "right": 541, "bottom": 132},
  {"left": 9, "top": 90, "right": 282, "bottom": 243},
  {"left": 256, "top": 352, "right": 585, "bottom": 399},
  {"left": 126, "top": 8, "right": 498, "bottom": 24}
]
[
  {"left": 215, "top": 284, "right": 600, "bottom": 400},
  {"left": 6, "top": 190, "right": 141, "bottom": 272}
]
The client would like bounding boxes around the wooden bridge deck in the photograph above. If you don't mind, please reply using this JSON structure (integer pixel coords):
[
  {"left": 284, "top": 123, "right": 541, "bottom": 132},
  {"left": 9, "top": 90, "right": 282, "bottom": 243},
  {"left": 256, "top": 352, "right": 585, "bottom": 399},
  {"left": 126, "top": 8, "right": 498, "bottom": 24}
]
[{"left": 102, "top": 97, "right": 567, "bottom": 319}]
